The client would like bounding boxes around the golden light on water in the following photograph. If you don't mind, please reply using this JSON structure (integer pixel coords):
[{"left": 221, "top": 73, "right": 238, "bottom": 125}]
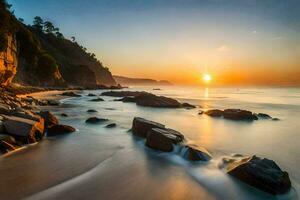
[{"left": 202, "top": 73, "right": 212, "bottom": 84}]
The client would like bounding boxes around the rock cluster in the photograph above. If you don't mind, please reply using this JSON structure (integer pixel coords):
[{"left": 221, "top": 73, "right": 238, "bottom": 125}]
[
  {"left": 131, "top": 117, "right": 210, "bottom": 161},
  {"left": 103, "top": 91, "right": 196, "bottom": 109}
]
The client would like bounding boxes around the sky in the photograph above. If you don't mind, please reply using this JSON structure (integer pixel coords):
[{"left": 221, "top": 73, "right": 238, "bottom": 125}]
[{"left": 9, "top": 0, "right": 300, "bottom": 86}]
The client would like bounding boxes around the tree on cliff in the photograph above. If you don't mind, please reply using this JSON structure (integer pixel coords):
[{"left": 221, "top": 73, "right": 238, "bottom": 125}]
[
  {"left": 33, "top": 16, "right": 43, "bottom": 31},
  {"left": 43, "top": 21, "right": 55, "bottom": 34}
]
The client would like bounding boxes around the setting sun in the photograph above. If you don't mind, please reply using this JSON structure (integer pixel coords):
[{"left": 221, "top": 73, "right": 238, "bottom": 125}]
[{"left": 203, "top": 73, "right": 212, "bottom": 83}]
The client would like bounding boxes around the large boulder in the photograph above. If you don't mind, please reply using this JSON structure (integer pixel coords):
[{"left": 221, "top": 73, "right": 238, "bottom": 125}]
[
  {"left": 132, "top": 117, "right": 165, "bottom": 138},
  {"left": 10, "top": 111, "right": 41, "bottom": 122},
  {"left": 227, "top": 155, "right": 291, "bottom": 195},
  {"left": 145, "top": 128, "right": 184, "bottom": 152},
  {"left": 114, "top": 96, "right": 137, "bottom": 103},
  {"left": 47, "top": 124, "right": 76, "bottom": 136},
  {"left": 135, "top": 94, "right": 181, "bottom": 108},
  {"left": 223, "top": 109, "right": 258, "bottom": 121},
  {"left": 181, "top": 144, "right": 212, "bottom": 161},
  {"left": 2, "top": 115, "right": 44, "bottom": 144},
  {"left": 40, "top": 111, "right": 59, "bottom": 128},
  {"left": 181, "top": 103, "right": 196, "bottom": 109}
]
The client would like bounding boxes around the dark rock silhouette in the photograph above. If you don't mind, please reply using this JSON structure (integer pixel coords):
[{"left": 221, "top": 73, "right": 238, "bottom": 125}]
[
  {"left": 47, "top": 124, "right": 75, "bottom": 136},
  {"left": 132, "top": 117, "right": 165, "bottom": 138},
  {"left": 182, "top": 144, "right": 212, "bottom": 161},
  {"left": 105, "top": 123, "right": 116, "bottom": 128},
  {"left": 85, "top": 117, "right": 108, "bottom": 124}
]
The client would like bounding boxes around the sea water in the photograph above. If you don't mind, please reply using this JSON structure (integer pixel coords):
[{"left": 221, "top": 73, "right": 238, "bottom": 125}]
[{"left": 1, "top": 86, "right": 300, "bottom": 200}]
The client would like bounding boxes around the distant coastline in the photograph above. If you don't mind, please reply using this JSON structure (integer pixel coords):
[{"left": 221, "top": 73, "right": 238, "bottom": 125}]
[{"left": 113, "top": 75, "right": 172, "bottom": 86}]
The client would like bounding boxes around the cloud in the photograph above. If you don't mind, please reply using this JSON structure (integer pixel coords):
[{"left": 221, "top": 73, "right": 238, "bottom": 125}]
[
  {"left": 217, "top": 45, "right": 230, "bottom": 52},
  {"left": 252, "top": 30, "right": 257, "bottom": 34}
]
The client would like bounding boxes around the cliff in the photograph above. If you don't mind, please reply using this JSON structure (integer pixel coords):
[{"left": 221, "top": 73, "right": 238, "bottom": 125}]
[
  {"left": 0, "top": 0, "right": 116, "bottom": 88},
  {"left": 113, "top": 75, "right": 172, "bottom": 86}
]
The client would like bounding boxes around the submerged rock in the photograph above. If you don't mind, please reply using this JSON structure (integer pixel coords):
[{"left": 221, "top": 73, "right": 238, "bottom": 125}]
[
  {"left": 48, "top": 124, "right": 76, "bottom": 136},
  {"left": 205, "top": 109, "right": 223, "bottom": 117},
  {"left": 132, "top": 117, "right": 165, "bottom": 138},
  {"left": 87, "top": 93, "right": 97, "bottom": 97},
  {"left": 145, "top": 128, "right": 184, "bottom": 152},
  {"left": 257, "top": 113, "right": 272, "bottom": 119},
  {"left": 227, "top": 155, "right": 291, "bottom": 195},
  {"left": 61, "top": 91, "right": 81, "bottom": 97},
  {"left": 85, "top": 117, "right": 108, "bottom": 124},
  {"left": 87, "top": 109, "right": 98, "bottom": 113},
  {"left": 61, "top": 113, "right": 68, "bottom": 117},
  {"left": 2, "top": 115, "right": 44, "bottom": 144},
  {"left": 105, "top": 123, "right": 116, "bottom": 128},
  {"left": 182, "top": 144, "right": 212, "bottom": 161},
  {"left": 181, "top": 103, "right": 196, "bottom": 109},
  {"left": 223, "top": 109, "right": 258, "bottom": 121},
  {"left": 89, "top": 98, "right": 104, "bottom": 102}
]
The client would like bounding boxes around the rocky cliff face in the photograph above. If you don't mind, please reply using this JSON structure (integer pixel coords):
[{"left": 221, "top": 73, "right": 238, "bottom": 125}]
[{"left": 0, "top": 34, "right": 17, "bottom": 86}]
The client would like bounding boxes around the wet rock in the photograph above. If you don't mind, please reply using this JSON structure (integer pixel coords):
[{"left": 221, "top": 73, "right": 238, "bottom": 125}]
[
  {"left": 257, "top": 113, "right": 272, "bottom": 119},
  {"left": 272, "top": 118, "right": 280, "bottom": 121},
  {"left": 205, "top": 109, "right": 224, "bottom": 117},
  {"left": 87, "top": 109, "right": 98, "bottom": 113},
  {"left": 47, "top": 100, "right": 60, "bottom": 106},
  {"left": 87, "top": 93, "right": 97, "bottom": 97},
  {"left": 227, "top": 155, "right": 291, "bottom": 195},
  {"left": 61, "top": 91, "right": 81, "bottom": 97},
  {"left": 61, "top": 113, "right": 68, "bottom": 117},
  {"left": 0, "top": 103, "right": 11, "bottom": 115},
  {"left": 132, "top": 117, "right": 165, "bottom": 138},
  {"left": 198, "top": 110, "right": 204, "bottom": 115},
  {"left": 85, "top": 117, "right": 108, "bottom": 124},
  {"left": 135, "top": 94, "right": 181, "bottom": 108},
  {"left": 101, "top": 91, "right": 149, "bottom": 97},
  {"left": 2, "top": 115, "right": 45, "bottom": 144},
  {"left": 89, "top": 98, "right": 104, "bottom": 102},
  {"left": 0, "top": 134, "right": 18, "bottom": 153},
  {"left": 223, "top": 109, "right": 258, "bottom": 121},
  {"left": 114, "top": 96, "right": 136, "bottom": 103},
  {"left": 182, "top": 144, "right": 212, "bottom": 161},
  {"left": 40, "top": 111, "right": 59, "bottom": 128},
  {"left": 47, "top": 124, "right": 76, "bottom": 136},
  {"left": 105, "top": 123, "right": 116, "bottom": 128},
  {"left": 10, "top": 111, "right": 41, "bottom": 122},
  {"left": 181, "top": 103, "right": 196, "bottom": 109},
  {"left": 145, "top": 128, "right": 184, "bottom": 152}
]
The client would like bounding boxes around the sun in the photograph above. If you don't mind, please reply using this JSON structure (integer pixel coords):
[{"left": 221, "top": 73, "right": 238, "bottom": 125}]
[{"left": 202, "top": 73, "right": 212, "bottom": 83}]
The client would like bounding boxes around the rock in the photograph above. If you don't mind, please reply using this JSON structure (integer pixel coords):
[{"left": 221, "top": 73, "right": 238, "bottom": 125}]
[
  {"left": 198, "top": 110, "right": 204, "bottom": 115},
  {"left": 0, "top": 103, "right": 11, "bottom": 115},
  {"left": 47, "top": 125, "right": 76, "bottom": 136},
  {"left": 10, "top": 111, "right": 41, "bottom": 122},
  {"left": 153, "top": 88, "right": 161, "bottom": 90},
  {"left": 114, "top": 96, "right": 136, "bottom": 103},
  {"left": 85, "top": 117, "right": 108, "bottom": 124},
  {"left": 257, "top": 113, "right": 272, "bottom": 119},
  {"left": 182, "top": 144, "right": 212, "bottom": 161},
  {"left": 105, "top": 123, "right": 116, "bottom": 128},
  {"left": 223, "top": 109, "right": 258, "bottom": 121},
  {"left": 61, "top": 113, "right": 68, "bottom": 117},
  {"left": 272, "top": 118, "right": 280, "bottom": 121},
  {"left": 132, "top": 117, "right": 165, "bottom": 138},
  {"left": 47, "top": 100, "right": 60, "bottom": 106},
  {"left": 135, "top": 94, "right": 181, "bottom": 108},
  {"left": 2, "top": 115, "right": 45, "bottom": 144},
  {"left": 227, "top": 155, "right": 291, "bottom": 195},
  {"left": 87, "top": 109, "right": 98, "bottom": 113},
  {"left": 87, "top": 93, "right": 97, "bottom": 96},
  {"left": 205, "top": 109, "right": 224, "bottom": 117},
  {"left": 101, "top": 91, "right": 149, "bottom": 97},
  {"left": 181, "top": 103, "right": 196, "bottom": 109},
  {"left": 89, "top": 98, "right": 104, "bottom": 102},
  {"left": 0, "top": 120, "right": 5, "bottom": 134},
  {"left": 0, "top": 134, "right": 17, "bottom": 153},
  {"left": 145, "top": 128, "right": 184, "bottom": 152},
  {"left": 40, "top": 111, "right": 59, "bottom": 128},
  {"left": 61, "top": 91, "right": 81, "bottom": 97}
]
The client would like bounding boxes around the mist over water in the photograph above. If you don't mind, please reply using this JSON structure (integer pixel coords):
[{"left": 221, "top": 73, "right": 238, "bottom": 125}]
[{"left": 2, "top": 86, "right": 300, "bottom": 200}]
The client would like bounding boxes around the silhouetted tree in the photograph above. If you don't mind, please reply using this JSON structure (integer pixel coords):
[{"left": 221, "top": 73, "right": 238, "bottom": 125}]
[
  {"left": 33, "top": 16, "right": 43, "bottom": 31},
  {"left": 18, "top": 17, "right": 24, "bottom": 23},
  {"left": 55, "top": 31, "right": 64, "bottom": 39},
  {"left": 43, "top": 21, "right": 55, "bottom": 34},
  {"left": 71, "top": 36, "right": 75, "bottom": 42}
]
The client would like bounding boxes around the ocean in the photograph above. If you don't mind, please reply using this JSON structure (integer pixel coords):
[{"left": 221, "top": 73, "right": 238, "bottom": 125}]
[{"left": 1, "top": 86, "right": 299, "bottom": 200}]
